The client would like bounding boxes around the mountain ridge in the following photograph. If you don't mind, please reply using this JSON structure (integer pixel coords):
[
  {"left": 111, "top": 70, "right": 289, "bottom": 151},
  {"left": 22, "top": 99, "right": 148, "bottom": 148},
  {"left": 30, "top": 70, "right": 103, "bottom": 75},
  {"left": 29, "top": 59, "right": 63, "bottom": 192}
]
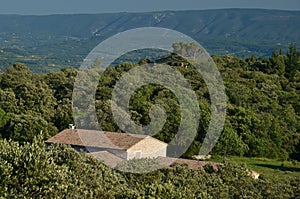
[
  {"left": 0, "top": 9, "right": 299, "bottom": 39},
  {"left": 0, "top": 9, "right": 299, "bottom": 72}
]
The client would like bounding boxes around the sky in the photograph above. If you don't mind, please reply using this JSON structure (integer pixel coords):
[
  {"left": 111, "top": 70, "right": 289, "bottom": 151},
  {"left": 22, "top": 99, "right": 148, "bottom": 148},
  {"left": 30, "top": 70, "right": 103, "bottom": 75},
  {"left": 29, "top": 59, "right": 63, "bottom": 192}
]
[{"left": 0, "top": 0, "right": 299, "bottom": 15}]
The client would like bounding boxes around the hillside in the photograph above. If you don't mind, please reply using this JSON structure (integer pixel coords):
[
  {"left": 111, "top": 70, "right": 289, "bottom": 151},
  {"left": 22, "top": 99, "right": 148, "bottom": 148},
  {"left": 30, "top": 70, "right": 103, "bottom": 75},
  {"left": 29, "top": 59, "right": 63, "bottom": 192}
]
[
  {"left": 1, "top": 9, "right": 299, "bottom": 41},
  {"left": 0, "top": 9, "right": 299, "bottom": 72},
  {"left": 0, "top": 45, "right": 299, "bottom": 160},
  {"left": 0, "top": 41, "right": 299, "bottom": 197}
]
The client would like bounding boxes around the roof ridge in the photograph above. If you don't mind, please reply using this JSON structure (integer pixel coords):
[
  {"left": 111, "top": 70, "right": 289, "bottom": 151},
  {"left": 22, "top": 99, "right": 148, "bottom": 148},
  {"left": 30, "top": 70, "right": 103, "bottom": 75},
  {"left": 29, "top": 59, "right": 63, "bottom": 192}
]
[{"left": 46, "top": 128, "right": 163, "bottom": 150}]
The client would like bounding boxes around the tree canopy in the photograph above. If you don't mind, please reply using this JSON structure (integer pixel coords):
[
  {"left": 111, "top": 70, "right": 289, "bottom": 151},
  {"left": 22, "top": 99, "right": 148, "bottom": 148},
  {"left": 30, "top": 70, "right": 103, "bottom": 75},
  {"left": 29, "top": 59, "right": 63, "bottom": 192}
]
[
  {"left": 0, "top": 44, "right": 299, "bottom": 160},
  {"left": 0, "top": 43, "right": 299, "bottom": 197}
]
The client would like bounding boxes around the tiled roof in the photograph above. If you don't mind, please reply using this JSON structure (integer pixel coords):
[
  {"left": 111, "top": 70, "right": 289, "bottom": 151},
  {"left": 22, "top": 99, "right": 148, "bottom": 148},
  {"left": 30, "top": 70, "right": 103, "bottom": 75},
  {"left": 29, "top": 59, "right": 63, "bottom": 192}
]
[
  {"left": 46, "top": 129, "right": 148, "bottom": 150},
  {"left": 87, "top": 151, "right": 124, "bottom": 168}
]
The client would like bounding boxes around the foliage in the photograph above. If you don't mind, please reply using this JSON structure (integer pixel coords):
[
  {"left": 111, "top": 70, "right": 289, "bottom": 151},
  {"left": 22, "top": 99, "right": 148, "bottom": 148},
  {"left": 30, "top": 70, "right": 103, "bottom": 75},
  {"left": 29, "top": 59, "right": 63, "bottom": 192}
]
[
  {"left": 0, "top": 44, "right": 299, "bottom": 161},
  {"left": 1, "top": 137, "right": 299, "bottom": 198},
  {"left": 213, "top": 124, "right": 249, "bottom": 158},
  {"left": 0, "top": 137, "right": 125, "bottom": 198},
  {"left": 115, "top": 158, "right": 162, "bottom": 173},
  {"left": 93, "top": 44, "right": 300, "bottom": 160},
  {"left": 211, "top": 156, "right": 300, "bottom": 180}
]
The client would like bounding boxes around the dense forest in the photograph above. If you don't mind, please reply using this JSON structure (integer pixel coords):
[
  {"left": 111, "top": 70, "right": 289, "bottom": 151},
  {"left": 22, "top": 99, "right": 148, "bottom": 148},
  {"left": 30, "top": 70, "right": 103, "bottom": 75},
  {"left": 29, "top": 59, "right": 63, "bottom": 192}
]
[
  {"left": 0, "top": 43, "right": 299, "bottom": 197},
  {"left": 0, "top": 44, "right": 299, "bottom": 159}
]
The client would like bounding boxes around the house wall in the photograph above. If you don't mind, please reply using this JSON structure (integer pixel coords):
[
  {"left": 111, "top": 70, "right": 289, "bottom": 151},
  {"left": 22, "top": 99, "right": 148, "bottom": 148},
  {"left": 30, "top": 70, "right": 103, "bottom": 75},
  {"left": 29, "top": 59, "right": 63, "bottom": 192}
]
[
  {"left": 127, "top": 137, "right": 167, "bottom": 160},
  {"left": 46, "top": 136, "right": 167, "bottom": 161}
]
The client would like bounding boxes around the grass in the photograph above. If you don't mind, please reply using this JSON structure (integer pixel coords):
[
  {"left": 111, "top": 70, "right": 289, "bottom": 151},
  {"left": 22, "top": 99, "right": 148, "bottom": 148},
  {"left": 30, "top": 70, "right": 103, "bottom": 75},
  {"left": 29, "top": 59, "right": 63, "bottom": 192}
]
[{"left": 210, "top": 156, "right": 300, "bottom": 180}]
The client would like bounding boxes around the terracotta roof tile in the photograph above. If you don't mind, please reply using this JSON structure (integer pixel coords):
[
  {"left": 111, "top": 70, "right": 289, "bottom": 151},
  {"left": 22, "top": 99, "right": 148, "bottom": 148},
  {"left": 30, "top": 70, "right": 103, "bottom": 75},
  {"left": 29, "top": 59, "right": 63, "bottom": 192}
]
[
  {"left": 87, "top": 151, "right": 124, "bottom": 168},
  {"left": 46, "top": 129, "right": 148, "bottom": 150}
]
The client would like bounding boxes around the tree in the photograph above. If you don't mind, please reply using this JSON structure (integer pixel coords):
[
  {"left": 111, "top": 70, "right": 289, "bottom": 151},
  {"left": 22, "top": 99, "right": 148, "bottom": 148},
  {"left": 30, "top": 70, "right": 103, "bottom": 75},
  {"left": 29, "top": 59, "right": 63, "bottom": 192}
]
[
  {"left": 0, "top": 137, "right": 125, "bottom": 198},
  {"left": 285, "top": 43, "right": 300, "bottom": 78},
  {"left": 0, "top": 108, "right": 8, "bottom": 130},
  {"left": 0, "top": 63, "right": 33, "bottom": 90},
  {"left": 172, "top": 42, "right": 204, "bottom": 59},
  {"left": 269, "top": 49, "right": 285, "bottom": 75},
  {"left": 213, "top": 125, "right": 249, "bottom": 158},
  {"left": 2, "top": 114, "right": 57, "bottom": 142}
]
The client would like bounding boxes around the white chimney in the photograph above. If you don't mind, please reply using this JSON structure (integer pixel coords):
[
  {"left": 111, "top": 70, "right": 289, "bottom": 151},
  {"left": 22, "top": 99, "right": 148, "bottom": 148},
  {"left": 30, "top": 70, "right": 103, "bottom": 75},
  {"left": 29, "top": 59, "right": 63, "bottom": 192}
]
[{"left": 69, "top": 124, "right": 75, "bottom": 129}]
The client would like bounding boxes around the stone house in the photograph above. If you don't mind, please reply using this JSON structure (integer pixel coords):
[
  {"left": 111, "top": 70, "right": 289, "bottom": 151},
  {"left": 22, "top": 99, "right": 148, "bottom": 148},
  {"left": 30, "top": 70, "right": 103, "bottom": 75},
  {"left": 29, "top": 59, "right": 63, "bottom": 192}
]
[{"left": 45, "top": 129, "right": 168, "bottom": 167}]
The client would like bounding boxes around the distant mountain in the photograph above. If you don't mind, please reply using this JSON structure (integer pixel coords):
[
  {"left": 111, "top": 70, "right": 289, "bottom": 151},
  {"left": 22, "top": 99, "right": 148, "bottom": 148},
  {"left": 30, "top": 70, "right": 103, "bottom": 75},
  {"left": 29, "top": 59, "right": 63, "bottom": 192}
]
[{"left": 0, "top": 9, "right": 299, "bottom": 72}]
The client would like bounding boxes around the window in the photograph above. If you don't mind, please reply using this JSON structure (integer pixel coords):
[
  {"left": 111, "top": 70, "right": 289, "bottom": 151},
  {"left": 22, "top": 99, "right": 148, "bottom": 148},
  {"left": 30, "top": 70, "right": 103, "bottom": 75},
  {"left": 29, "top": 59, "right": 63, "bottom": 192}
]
[{"left": 135, "top": 151, "right": 142, "bottom": 159}]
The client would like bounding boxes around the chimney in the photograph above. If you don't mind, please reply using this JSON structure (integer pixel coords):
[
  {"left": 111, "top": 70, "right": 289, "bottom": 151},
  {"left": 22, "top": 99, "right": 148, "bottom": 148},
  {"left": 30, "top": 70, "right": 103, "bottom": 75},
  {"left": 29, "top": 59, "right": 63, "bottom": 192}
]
[{"left": 69, "top": 124, "right": 75, "bottom": 130}]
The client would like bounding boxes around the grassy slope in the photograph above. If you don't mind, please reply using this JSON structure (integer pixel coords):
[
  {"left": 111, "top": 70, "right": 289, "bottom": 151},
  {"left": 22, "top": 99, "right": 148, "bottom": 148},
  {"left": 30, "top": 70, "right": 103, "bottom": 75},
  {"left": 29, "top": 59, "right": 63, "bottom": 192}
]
[{"left": 211, "top": 156, "right": 300, "bottom": 180}]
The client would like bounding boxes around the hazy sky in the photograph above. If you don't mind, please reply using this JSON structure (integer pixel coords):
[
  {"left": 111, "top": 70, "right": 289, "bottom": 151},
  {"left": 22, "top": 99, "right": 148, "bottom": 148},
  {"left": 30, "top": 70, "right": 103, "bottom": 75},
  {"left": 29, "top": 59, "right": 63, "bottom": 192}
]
[{"left": 0, "top": 0, "right": 299, "bottom": 15}]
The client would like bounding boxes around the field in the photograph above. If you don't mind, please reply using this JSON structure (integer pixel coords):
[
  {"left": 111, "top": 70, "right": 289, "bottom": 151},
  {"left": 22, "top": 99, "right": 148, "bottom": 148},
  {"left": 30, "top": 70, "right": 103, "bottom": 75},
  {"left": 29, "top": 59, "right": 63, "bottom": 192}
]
[{"left": 211, "top": 156, "right": 300, "bottom": 180}]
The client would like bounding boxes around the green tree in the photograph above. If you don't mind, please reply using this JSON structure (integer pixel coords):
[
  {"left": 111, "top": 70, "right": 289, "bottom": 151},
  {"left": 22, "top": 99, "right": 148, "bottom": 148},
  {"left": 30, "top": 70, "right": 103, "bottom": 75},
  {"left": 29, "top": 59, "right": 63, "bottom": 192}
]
[
  {"left": 0, "top": 108, "right": 8, "bottom": 130},
  {"left": 213, "top": 125, "right": 248, "bottom": 158},
  {"left": 269, "top": 49, "right": 285, "bottom": 75},
  {"left": 2, "top": 114, "right": 57, "bottom": 142},
  {"left": 285, "top": 43, "right": 300, "bottom": 78}
]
